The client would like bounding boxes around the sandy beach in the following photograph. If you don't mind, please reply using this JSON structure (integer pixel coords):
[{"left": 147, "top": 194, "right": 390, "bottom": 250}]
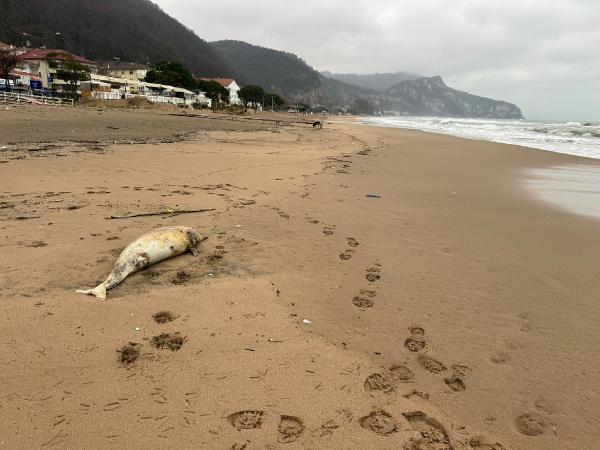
[{"left": 1, "top": 105, "right": 599, "bottom": 449}]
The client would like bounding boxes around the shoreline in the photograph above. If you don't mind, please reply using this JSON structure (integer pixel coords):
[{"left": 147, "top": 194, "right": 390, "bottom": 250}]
[
  {"left": 1, "top": 108, "right": 599, "bottom": 449},
  {"left": 357, "top": 115, "right": 600, "bottom": 161}
]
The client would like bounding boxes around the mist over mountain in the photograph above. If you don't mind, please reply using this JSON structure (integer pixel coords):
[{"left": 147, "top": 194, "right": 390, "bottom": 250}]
[
  {"left": 321, "top": 71, "right": 421, "bottom": 92},
  {"left": 0, "top": 0, "right": 233, "bottom": 76},
  {"left": 377, "top": 76, "right": 523, "bottom": 119}
]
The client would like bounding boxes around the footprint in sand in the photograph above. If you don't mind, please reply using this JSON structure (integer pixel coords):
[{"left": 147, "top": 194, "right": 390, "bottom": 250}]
[
  {"left": 150, "top": 332, "right": 185, "bottom": 351},
  {"left": 347, "top": 237, "right": 359, "bottom": 247},
  {"left": 323, "top": 227, "right": 334, "bottom": 236},
  {"left": 228, "top": 410, "right": 265, "bottom": 430},
  {"left": 466, "top": 436, "right": 509, "bottom": 450},
  {"left": 359, "top": 410, "right": 399, "bottom": 435},
  {"left": 152, "top": 311, "right": 176, "bottom": 324},
  {"left": 365, "top": 267, "right": 381, "bottom": 282},
  {"left": 352, "top": 296, "right": 374, "bottom": 308},
  {"left": 364, "top": 373, "right": 395, "bottom": 393},
  {"left": 404, "top": 326, "right": 426, "bottom": 352},
  {"left": 278, "top": 415, "right": 305, "bottom": 443},
  {"left": 365, "top": 364, "right": 415, "bottom": 394},
  {"left": 117, "top": 343, "right": 140, "bottom": 365},
  {"left": 444, "top": 375, "right": 466, "bottom": 392},
  {"left": 417, "top": 355, "right": 447, "bottom": 374},
  {"left": 340, "top": 249, "right": 354, "bottom": 260},
  {"left": 405, "top": 336, "right": 426, "bottom": 352},
  {"left": 352, "top": 288, "right": 377, "bottom": 309},
  {"left": 389, "top": 364, "right": 414, "bottom": 382},
  {"left": 403, "top": 411, "right": 451, "bottom": 449},
  {"left": 515, "top": 412, "right": 548, "bottom": 436}
]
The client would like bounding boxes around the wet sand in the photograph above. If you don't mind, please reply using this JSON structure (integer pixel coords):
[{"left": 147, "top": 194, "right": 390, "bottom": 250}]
[{"left": 1, "top": 106, "right": 599, "bottom": 449}]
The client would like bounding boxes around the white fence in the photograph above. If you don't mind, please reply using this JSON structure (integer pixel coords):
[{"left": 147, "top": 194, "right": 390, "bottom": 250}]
[{"left": 1, "top": 91, "right": 74, "bottom": 107}]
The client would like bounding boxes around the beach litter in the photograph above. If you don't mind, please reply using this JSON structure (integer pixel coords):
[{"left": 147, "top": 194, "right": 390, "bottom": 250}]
[
  {"left": 303, "top": 319, "right": 312, "bottom": 324},
  {"left": 366, "top": 194, "right": 382, "bottom": 199}
]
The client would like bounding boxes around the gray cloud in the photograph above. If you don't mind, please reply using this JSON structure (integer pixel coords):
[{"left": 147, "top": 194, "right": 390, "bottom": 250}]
[{"left": 155, "top": 0, "right": 599, "bottom": 120}]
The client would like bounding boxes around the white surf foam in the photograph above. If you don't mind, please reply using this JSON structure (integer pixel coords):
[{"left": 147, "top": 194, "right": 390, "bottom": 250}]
[{"left": 362, "top": 116, "right": 600, "bottom": 160}]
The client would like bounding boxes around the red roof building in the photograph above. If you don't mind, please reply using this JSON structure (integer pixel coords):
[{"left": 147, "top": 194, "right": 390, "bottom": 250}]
[
  {"left": 17, "top": 48, "right": 95, "bottom": 65},
  {"left": 16, "top": 48, "right": 97, "bottom": 89}
]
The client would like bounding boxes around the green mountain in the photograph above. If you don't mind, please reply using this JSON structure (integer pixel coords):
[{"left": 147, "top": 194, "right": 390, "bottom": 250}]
[
  {"left": 210, "top": 40, "right": 322, "bottom": 99},
  {"left": 210, "top": 40, "right": 372, "bottom": 106},
  {"left": 0, "top": 0, "right": 233, "bottom": 76}
]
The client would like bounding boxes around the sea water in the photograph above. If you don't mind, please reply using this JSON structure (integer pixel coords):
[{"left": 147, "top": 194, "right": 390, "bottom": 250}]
[
  {"left": 361, "top": 116, "right": 600, "bottom": 221},
  {"left": 361, "top": 116, "right": 600, "bottom": 160}
]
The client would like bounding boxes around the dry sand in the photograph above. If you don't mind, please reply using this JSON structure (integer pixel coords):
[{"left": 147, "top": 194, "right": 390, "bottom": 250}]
[{"left": 1, "top": 105, "right": 599, "bottom": 449}]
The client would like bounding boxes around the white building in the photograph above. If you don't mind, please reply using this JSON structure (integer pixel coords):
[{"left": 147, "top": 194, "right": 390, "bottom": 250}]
[{"left": 197, "top": 77, "right": 241, "bottom": 105}]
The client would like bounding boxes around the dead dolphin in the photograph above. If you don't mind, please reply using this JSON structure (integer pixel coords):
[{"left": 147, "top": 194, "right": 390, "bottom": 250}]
[{"left": 77, "top": 226, "right": 206, "bottom": 299}]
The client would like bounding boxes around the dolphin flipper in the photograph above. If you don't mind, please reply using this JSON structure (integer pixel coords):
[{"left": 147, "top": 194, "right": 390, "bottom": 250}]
[{"left": 76, "top": 284, "right": 107, "bottom": 300}]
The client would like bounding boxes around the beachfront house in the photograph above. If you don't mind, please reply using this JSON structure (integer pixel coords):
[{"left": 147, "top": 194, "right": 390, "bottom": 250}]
[
  {"left": 197, "top": 77, "right": 241, "bottom": 105},
  {"left": 99, "top": 61, "right": 149, "bottom": 81},
  {"left": 16, "top": 48, "right": 97, "bottom": 90}
]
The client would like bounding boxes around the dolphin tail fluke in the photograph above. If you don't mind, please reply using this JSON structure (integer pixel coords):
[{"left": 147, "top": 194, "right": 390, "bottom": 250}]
[{"left": 76, "top": 284, "right": 107, "bottom": 300}]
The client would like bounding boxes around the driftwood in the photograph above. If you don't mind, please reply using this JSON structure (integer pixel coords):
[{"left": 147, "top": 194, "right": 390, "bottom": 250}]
[{"left": 108, "top": 208, "right": 215, "bottom": 220}]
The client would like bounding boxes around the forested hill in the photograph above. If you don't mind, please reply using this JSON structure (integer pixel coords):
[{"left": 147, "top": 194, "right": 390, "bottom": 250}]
[
  {"left": 210, "top": 40, "right": 323, "bottom": 98},
  {"left": 0, "top": 0, "right": 234, "bottom": 76}
]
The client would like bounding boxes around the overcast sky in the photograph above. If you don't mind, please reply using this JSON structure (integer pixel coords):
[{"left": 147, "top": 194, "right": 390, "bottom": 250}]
[{"left": 154, "top": 0, "right": 599, "bottom": 121}]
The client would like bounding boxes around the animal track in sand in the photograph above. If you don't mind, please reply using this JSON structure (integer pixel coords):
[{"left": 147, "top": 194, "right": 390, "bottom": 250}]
[
  {"left": 403, "top": 411, "right": 451, "bottom": 449},
  {"left": 515, "top": 412, "right": 548, "bottom": 436},
  {"left": 404, "top": 335, "right": 426, "bottom": 352},
  {"left": 353, "top": 296, "right": 374, "bottom": 308},
  {"left": 278, "top": 415, "right": 305, "bottom": 443},
  {"left": 117, "top": 343, "right": 140, "bottom": 364},
  {"left": 347, "top": 237, "right": 359, "bottom": 247},
  {"left": 365, "top": 267, "right": 381, "bottom": 282},
  {"left": 444, "top": 375, "right": 466, "bottom": 392},
  {"left": 340, "top": 249, "right": 354, "bottom": 260},
  {"left": 231, "top": 441, "right": 250, "bottom": 450},
  {"left": 150, "top": 332, "right": 185, "bottom": 351},
  {"left": 418, "top": 355, "right": 447, "bottom": 374},
  {"left": 359, "top": 410, "right": 399, "bottom": 435},
  {"left": 153, "top": 311, "right": 176, "bottom": 324},
  {"left": 228, "top": 410, "right": 265, "bottom": 430}
]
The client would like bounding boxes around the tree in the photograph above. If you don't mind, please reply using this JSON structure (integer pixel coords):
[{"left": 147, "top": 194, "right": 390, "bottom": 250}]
[
  {"left": 350, "top": 98, "right": 376, "bottom": 115},
  {"left": 46, "top": 52, "right": 90, "bottom": 98},
  {"left": 145, "top": 61, "right": 196, "bottom": 90},
  {"left": 196, "top": 79, "right": 229, "bottom": 108},
  {"left": 238, "top": 85, "right": 265, "bottom": 108},
  {"left": 0, "top": 50, "right": 18, "bottom": 91},
  {"left": 263, "top": 93, "right": 285, "bottom": 111}
]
